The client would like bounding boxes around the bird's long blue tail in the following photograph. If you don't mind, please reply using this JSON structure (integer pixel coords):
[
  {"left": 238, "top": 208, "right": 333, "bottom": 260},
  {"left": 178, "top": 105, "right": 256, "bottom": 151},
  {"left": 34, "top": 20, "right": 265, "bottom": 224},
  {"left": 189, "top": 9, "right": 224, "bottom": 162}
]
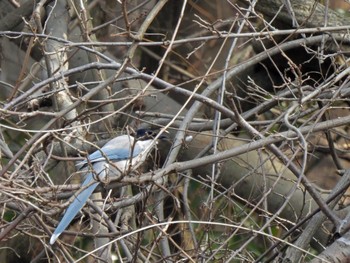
[{"left": 50, "top": 173, "right": 99, "bottom": 245}]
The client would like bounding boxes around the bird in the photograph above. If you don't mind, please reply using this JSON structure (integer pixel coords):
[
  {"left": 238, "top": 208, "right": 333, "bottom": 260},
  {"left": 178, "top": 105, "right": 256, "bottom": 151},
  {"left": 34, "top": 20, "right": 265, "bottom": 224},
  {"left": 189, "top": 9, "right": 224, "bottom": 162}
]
[{"left": 50, "top": 128, "right": 163, "bottom": 245}]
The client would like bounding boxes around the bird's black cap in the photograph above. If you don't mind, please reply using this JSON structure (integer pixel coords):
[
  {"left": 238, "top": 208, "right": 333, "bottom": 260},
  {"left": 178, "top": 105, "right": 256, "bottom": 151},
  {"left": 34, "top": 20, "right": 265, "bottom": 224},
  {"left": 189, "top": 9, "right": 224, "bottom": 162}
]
[{"left": 136, "top": 128, "right": 167, "bottom": 140}]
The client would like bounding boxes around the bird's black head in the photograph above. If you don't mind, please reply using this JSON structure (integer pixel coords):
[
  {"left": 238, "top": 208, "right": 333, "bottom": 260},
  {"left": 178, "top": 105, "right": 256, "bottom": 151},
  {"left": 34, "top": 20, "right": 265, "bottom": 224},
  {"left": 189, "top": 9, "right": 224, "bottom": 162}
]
[{"left": 136, "top": 128, "right": 167, "bottom": 140}]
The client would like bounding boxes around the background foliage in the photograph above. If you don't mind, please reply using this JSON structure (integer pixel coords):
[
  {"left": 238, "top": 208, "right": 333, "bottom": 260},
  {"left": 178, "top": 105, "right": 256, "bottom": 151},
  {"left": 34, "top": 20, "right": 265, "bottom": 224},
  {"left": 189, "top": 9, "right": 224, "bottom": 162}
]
[{"left": 1, "top": 0, "right": 350, "bottom": 262}]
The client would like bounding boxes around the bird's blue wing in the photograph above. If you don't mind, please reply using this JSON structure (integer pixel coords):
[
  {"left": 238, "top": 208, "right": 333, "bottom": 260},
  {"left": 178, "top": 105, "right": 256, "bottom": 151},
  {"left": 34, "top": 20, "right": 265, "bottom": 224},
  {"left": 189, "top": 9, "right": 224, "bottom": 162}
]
[
  {"left": 50, "top": 171, "right": 100, "bottom": 244},
  {"left": 77, "top": 148, "right": 139, "bottom": 168}
]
